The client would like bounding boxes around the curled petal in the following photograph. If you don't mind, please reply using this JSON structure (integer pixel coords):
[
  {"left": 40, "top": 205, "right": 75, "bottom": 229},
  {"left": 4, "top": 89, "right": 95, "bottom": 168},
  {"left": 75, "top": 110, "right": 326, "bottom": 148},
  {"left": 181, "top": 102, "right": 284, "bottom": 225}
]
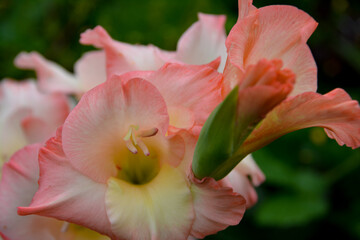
[
  {"left": 224, "top": 172, "right": 258, "bottom": 208},
  {"left": 14, "top": 52, "right": 80, "bottom": 93},
  {"left": 80, "top": 26, "right": 169, "bottom": 78},
  {"left": 240, "top": 88, "right": 360, "bottom": 155},
  {"left": 237, "top": 155, "right": 265, "bottom": 187},
  {"left": 238, "top": 0, "right": 257, "bottom": 19},
  {"left": 189, "top": 172, "right": 246, "bottom": 238},
  {"left": 224, "top": 155, "right": 265, "bottom": 208}
]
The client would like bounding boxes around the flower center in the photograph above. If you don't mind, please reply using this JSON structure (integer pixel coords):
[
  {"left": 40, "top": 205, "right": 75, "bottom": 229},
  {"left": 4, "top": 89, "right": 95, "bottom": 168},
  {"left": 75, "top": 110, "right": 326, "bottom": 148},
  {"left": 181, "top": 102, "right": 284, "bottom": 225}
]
[{"left": 115, "top": 125, "right": 161, "bottom": 185}]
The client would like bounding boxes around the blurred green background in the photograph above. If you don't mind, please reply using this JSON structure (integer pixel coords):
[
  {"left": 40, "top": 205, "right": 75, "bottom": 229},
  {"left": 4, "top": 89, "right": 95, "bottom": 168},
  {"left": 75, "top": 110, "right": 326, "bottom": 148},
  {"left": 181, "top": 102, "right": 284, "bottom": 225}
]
[{"left": 1, "top": 0, "right": 359, "bottom": 239}]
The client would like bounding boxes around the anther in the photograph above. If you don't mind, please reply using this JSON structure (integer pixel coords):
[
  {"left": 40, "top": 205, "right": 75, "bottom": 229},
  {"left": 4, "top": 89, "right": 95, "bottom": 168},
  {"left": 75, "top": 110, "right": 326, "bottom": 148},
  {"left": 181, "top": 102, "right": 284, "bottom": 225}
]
[
  {"left": 125, "top": 140, "right": 138, "bottom": 154},
  {"left": 137, "top": 139, "right": 150, "bottom": 156},
  {"left": 137, "top": 128, "right": 158, "bottom": 138}
]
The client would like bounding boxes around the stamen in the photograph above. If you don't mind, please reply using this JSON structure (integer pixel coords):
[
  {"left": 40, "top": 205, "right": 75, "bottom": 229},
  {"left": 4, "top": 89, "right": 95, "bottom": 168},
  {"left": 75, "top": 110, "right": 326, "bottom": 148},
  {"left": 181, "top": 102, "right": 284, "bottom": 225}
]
[
  {"left": 123, "top": 127, "right": 133, "bottom": 141},
  {"left": 125, "top": 140, "right": 138, "bottom": 154},
  {"left": 123, "top": 125, "right": 156, "bottom": 155},
  {"left": 137, "top": 139, "right": 150, "bottom": 156},
  {"left": 131, "top": 129, "right": 138, "bottom": 145},
  {"left": 137, "top": 128, "right": 158, "bottom": 138},
  {"left": 61, "top": 222, "right": 70, "bottom": 233}
]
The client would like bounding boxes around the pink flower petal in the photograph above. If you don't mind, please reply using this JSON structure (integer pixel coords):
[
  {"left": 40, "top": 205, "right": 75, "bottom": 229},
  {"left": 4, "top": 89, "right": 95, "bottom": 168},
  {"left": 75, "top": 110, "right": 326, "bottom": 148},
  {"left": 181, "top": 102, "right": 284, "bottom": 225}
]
[
  {"left": 14, "top": 52, "right": 81, "bottom": 93},
  {"left": 224, "top": 172, "right": 258, "bottom": 208},
  {"left": 18, "top": 129, "right": 115, "bottom": 239},
  {"left": 145, "top": 62, "right": 223, "bottom": 133},
  {"left": 237, "top": 0, "right": 257, "bottom": 19},
  {"left": 176, "top": 13, "right": 227, "bottom": 71},
  {"left": 0, "top": 107, "right": 30, "bottom": 165},
  {"left": 224, "top": 155, "right": 265, "bottom": 208},
  {"left": 189, "top": 172, "right": 246, "bottom": 238},
  {"left": 62, "top": 78, "right": 170, "bottom": 183},
  {"left": 241, "top": 89, "right": 360, "bottom": 155},
  {"left": 0, "top": 144, "right": 65, "bottom": 240},
  {"left": 177, "top": 130, "right": 198, "bottom": 176},
  {"left": 106, "top": 165, "right": 194, "bottom": 240},
  {"left": 233, "top": 59, "right": 295, "bottom": 145},
  {"left": 225, "top": 4, "right": 318, "bottom": 96},
  {"left": 0, "top": 80, "right": 69, "bottom": 164},
  {"left": 237, "top": 155, "right": 265, "bottom": 187},
  {"left": 0, "top": 143, "right": 110, "bottom": 240},
  {"left": 74, "top": 50, "right": 107, "bottom": 92},
  {"left": 80, "top": 26, "right": 170, "bottom": 79},
  {"left": 21, "top": 116, "right": 53, "bottom": 144}
]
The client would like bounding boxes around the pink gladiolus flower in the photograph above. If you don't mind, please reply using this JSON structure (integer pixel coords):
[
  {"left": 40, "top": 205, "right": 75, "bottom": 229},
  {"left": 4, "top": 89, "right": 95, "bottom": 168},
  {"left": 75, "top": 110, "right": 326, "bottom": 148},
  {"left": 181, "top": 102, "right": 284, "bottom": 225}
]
[
  {"left": 223, "top": 0, "right": 318, "bottom": 97},
  {"left": 14, "top": 13, "right": 227, "bottom": 96},
  {"left": 80, "top": 13, "right": 227, "bottom": 79},
  {"left": 221, "top": 0, "right": 360, "bottom": 161},
  {"left": 0, "top": 144, "right": 110, "bottom": 240},
  {"left": 18, "top": 76, "right": 246, "bottom": 240},
  {"left": 0, "top": 80, "right": 70, "bottom": 176},
  {"left": 3, "top": 0, "right": 358, "bottom": 238}
]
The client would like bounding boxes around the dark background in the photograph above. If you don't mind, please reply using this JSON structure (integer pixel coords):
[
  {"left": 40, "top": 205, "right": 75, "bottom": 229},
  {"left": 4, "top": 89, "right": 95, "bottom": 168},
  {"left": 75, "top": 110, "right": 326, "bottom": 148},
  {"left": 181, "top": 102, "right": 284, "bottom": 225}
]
[{"left": 1, "top": 0, "right": 359, "bottom": 239}]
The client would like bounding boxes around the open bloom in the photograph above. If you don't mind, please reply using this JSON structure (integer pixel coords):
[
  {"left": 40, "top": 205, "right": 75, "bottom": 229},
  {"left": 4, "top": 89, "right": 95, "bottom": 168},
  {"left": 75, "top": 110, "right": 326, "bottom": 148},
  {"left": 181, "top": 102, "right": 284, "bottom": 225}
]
[
  {"left": 0, "top": 80, "right": 70, "bottom": 176},
  {"left": 193, "top": 0, "right": 360, "bottom": 180},
  {"left": 0, "top": 144, "right": 110, "bottom": 240},
  {"left": 227, "top": 0, "right": 360, "bottom": 156},
  {"left": 18, "top": 75, "right": 247, "bottom": 239},
  {"left": 15, "top": 13, "right": 227, "bottom": 95}
]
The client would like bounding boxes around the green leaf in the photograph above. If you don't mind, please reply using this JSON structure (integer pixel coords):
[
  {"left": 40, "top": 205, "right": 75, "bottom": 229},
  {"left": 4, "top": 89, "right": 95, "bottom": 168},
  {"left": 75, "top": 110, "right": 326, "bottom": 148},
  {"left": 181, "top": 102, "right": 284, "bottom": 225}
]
[
  {"left": 192, "top": 86, "right": 238, "bottom": 180},
  {"left": 255, "top": 194, "right": 329, "bottom": 227},
  {"left": 253, "top": 149, "right": 328, "bottom": 195}
]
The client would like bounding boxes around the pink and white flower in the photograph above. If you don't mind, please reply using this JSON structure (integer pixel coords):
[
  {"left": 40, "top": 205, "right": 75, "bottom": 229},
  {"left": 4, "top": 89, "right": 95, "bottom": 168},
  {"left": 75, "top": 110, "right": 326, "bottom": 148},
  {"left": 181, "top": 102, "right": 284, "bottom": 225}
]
[
  {"left": 80, "top": 13, "right": 227, "bottom": 78},
  {"left": 18, "top": 75, "right": 246, "bottom": 240},
  {"left": 2, "top": 1, "right": 358, "bottom": 239},
  {"left": 0, "top": 144, "right": 110, "bottom": 240},
  {"left": 0, "top": 80, "right": 70, "bottom": 176},
  {"left": 225, "top": 0, "right": 360, "bottom": 158},
  {"left": 15, "top": 13, "right": 227, "bottom": 96}
]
